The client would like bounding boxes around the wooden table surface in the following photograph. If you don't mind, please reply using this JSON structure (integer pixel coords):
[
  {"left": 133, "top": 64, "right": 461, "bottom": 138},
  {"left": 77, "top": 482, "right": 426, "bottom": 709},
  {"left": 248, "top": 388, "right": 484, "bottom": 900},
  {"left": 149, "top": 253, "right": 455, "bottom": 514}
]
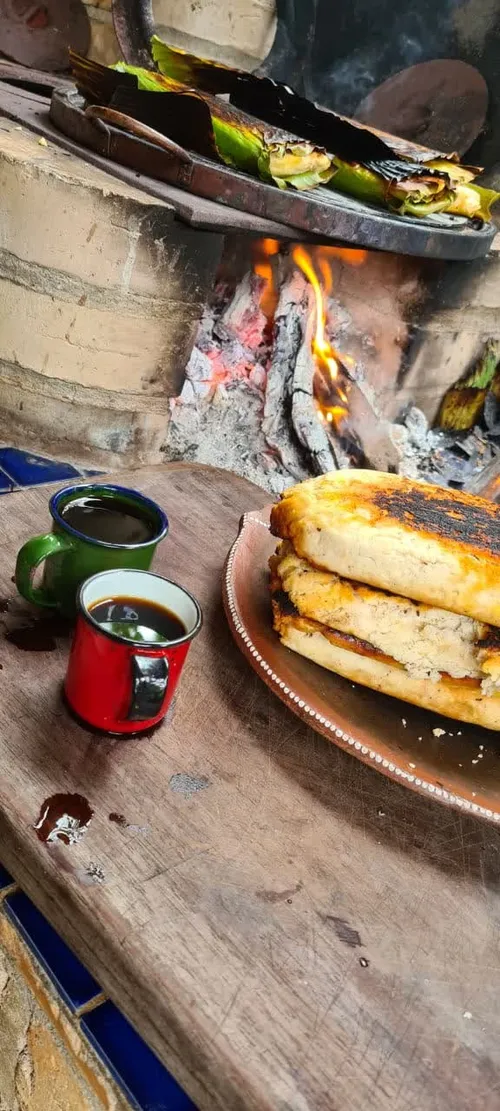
[{"left": 1, "top": 463, "right": 500, "bottom": 1111}]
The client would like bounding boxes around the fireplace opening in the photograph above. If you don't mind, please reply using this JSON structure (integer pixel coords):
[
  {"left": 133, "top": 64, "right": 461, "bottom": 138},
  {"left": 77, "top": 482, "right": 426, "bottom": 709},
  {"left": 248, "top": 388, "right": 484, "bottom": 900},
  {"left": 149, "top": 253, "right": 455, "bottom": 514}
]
[{"left": 166, "top": 233, "right": 500, "bottom": 500}]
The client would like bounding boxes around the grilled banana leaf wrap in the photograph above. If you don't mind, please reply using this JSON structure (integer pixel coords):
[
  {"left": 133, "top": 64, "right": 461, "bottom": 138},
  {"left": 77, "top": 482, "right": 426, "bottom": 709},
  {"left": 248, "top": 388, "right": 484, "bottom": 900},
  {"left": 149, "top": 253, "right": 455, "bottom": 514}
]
[
  {"left": 70, "top": 47, "right": 499, "bottom": 219},
  {"left": 151, "top": 37, "right": 499, "bottom": 221},
  {"left": 71, "top": 53, "right": 334, "bottom": 191}
]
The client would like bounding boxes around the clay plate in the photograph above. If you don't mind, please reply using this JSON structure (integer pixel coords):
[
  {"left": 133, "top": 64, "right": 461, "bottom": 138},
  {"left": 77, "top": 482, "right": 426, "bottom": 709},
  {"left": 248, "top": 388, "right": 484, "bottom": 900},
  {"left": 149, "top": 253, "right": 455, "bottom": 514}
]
[{"left": 223, "top": 506, "right": 500, "bottom": 825}]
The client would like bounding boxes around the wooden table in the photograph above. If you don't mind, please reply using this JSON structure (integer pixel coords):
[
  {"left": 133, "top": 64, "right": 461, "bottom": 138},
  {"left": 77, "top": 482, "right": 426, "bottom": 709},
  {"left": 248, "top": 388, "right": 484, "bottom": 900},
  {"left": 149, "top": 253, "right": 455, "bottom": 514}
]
[{"left": 0, "top": 463, "right": 499, "bottom": 1111}]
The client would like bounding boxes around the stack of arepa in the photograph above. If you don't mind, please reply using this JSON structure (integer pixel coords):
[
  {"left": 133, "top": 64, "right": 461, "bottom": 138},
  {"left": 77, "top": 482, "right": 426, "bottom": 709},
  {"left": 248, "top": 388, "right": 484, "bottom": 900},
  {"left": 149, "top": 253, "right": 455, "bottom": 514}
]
[{"left": 269, "top": 469, "right": 500, "bottom": 729}]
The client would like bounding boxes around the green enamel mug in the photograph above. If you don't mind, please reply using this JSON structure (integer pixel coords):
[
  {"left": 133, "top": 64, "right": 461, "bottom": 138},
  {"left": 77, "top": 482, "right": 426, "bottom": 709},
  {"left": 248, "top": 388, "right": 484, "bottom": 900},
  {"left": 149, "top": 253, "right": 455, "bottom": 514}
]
[{"left": 15, "top": 483, "right": 169, "bottom": 618}]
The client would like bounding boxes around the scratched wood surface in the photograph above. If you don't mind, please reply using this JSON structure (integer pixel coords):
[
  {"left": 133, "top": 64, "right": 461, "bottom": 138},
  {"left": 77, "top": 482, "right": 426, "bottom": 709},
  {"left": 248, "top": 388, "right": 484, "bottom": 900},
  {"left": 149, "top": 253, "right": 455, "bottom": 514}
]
[{"left": 0, "top": 463, "right": 499, "bottom": 1111}]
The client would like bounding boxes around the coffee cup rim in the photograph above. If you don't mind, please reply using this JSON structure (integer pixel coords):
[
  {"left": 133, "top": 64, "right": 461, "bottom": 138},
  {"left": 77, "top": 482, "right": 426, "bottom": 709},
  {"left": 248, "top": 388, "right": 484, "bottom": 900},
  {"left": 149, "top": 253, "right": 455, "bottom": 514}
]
[
  {"left": 77, "top": 568, "right": 203, "bottom": 648},
  {"left": 50, "top": 483, "right": 169, "bottom": 549}
]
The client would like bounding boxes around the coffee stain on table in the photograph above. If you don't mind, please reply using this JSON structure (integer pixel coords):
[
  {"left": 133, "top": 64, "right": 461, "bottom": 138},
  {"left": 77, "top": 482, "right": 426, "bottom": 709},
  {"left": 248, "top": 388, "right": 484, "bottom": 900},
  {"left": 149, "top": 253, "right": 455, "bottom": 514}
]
[
  {"left": 108, "top": 812, "right": 149, "bottom": 834},
  {"left": 34, "top": 793, "right": 94, "bottom": 845},
  {"left": 318, "top": 914, "right": 363, "bottom": 948},
  {"left": 169, "top": 773, "right": 211, "bottom": 798},
  {"left": 256, "top": 881, "right": 303, "bottom": 904},
  {"left": 109, "top": 812, "right": 129, "bottom": 828},
  {"left": 6, "top": 614, "right": 70, "bottom": 652}
]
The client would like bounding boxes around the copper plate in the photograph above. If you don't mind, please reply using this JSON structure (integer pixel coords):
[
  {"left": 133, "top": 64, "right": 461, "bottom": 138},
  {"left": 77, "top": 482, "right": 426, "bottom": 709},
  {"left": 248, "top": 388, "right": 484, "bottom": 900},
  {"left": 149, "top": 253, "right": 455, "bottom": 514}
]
[{"left": 223, "top": 506, "right": 500, "bottom": 825}]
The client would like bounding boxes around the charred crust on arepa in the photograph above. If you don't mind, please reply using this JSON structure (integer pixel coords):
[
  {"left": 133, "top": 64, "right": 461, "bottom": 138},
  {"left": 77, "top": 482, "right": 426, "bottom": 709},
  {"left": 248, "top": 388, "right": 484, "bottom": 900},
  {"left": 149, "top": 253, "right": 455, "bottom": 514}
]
[
  {"left": 268, "top": 560, "right": 300, "bottom": 617},
  {"left": 477, "top": 627, "right": 500, "bottom": 651},
  {"left": 372, "top": 486, "right": 500, "bottom": 555},
  {"left": 271, "top": 588, "right": 299, "bottom": 617}
]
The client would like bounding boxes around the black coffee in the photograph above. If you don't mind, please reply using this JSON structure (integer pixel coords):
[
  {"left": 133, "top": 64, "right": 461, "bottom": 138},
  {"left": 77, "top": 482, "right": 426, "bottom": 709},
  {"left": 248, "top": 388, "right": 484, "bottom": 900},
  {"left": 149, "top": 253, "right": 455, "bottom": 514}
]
[
  {"left": 90, "top": 597, "right": 186, "bottom": 643},
  {"left": 61, "top": 495, "right": 154, "bottom": 545}
]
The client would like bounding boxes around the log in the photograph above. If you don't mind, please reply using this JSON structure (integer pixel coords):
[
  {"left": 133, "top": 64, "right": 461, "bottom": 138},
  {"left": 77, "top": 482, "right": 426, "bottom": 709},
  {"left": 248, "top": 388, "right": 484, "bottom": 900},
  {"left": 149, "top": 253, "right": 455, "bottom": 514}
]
[
  {"left": 291, "top": 285, "right": 342, "bottom": 473},
  {"left": 219, "top": 271, "right": 268, "bottom": 353},
  {"left": 261, "top": 272, "right": 310, "bottom": 481}
]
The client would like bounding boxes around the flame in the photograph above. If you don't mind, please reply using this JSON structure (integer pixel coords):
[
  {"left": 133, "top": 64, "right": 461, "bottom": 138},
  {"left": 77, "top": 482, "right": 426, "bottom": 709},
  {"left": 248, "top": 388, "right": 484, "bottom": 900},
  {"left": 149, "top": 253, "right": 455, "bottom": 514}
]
[
  {"left": 292, "top": 246, "right": 349, "bottom": 429},
  {"left": 292, "top": 246, "right": 338, "bottom": 377},
  {"left": 316, "top": 246, "right": 367, "bottom": 267},
  {"left": 318, "top": 256, "right": 333, "bottom": 296},
  {"left": 253, "top": 240, "right": 280, "bottom": 320},
  {"left": 254, "top": 261, "right": 277, "bottom": 319},
  {"left": 261, "top": 238, "right": 280, "bottom": 256}
]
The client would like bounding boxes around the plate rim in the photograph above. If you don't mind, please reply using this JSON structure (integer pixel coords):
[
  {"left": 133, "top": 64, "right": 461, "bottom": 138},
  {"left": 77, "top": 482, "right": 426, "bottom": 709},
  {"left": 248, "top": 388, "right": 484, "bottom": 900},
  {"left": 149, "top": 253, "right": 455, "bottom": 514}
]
[{"left": 222, "top": 508, "right": 500, "bottom": 826}]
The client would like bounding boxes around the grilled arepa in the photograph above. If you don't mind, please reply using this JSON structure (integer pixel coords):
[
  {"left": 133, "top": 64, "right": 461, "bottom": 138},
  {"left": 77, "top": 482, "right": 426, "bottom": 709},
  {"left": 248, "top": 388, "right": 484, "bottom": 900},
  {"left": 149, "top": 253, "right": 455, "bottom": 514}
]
[
  {"left": 272, "top": 542, "right": 500, "bottom": 686},
  {"left": 270, "top": 470, "right": 500, "bottom": 626},
  {"left": 272, "top": 594, "right": 500, "bottom": 730}
]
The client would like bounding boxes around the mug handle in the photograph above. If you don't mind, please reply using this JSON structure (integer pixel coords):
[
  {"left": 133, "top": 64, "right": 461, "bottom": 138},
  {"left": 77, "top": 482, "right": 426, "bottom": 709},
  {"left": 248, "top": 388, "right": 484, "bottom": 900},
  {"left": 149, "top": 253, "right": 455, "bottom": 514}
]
[
  {"left": 15, "top": 533, "right": 75, "bottom": 607},
  {"left": 127, "top": 655, "right": 169, "bottom": 722}
]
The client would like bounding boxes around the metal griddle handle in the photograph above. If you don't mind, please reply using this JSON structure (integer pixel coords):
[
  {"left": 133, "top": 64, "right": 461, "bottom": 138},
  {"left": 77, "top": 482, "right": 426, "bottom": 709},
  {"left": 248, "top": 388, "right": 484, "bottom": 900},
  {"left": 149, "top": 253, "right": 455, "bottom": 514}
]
[{"left": 83, "top": 105, "right": 193, "bottom": 165}]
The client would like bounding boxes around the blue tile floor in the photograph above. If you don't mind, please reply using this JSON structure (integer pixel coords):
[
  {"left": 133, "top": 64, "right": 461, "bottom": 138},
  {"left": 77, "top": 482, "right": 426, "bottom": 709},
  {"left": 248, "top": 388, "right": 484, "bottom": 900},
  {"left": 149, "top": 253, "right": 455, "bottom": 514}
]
[
  {"left": 0, "top": 447, "right": 98, "bottom": 491},
  {"left": 82, "top": 1003, "right": 196, "bottom": 1111},
  {"left": 0, "top": 452, "right": 198, "bottom": 1110},
  {"left": 0, "top": 448, "right": 81, "bottom": 488},
  {"left": 0, "top": 446, "right": 100, "bottom": 491}
]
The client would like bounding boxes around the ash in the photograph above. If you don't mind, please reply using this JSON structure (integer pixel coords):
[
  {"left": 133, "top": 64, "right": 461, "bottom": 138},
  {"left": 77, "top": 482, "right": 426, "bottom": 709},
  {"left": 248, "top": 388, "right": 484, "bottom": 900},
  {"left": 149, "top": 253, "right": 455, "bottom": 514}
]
[
  {"left": 164, "top": 282, "right": 308, "bottom": 495},
  {"left": 167, "top": 380, "right": 295, "bottom": 494},
  {"left": 395, "top": 405, "right": 500, "bottom": 490}
]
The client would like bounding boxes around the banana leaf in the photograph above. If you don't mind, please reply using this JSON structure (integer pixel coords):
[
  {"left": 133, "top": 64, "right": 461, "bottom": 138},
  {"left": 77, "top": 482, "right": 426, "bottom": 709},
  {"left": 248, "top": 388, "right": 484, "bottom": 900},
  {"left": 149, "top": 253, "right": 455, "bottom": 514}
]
[
  {"left": 151, "top": 35, "right": 448, "bottom": 169},
  {"left": 323, "top": 159, "right": 500, "bottom": 219},
  {"left": 436, "top": 340, "right": 500, "bottom": 431},
  {"left": 326, "top": 159, "right": 452, "bottom": 216},
  {"left": 151, "top": 36, "right": 500, "bottom": 221},
  {"left": 70, "top": 53, "right": 334, "bottom": 191}
]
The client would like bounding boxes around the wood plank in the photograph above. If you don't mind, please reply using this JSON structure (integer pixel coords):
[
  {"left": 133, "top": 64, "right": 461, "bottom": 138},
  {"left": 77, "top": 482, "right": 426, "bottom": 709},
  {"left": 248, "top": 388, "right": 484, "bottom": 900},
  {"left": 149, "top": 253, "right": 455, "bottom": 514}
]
[{"left": 0, "top": 462, "right": 499, "bottom": 1111}]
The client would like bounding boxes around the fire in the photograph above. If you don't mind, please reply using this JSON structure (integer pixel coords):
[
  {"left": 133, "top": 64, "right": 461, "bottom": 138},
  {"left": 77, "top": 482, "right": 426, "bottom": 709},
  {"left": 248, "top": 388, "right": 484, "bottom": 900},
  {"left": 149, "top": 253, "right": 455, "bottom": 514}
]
[
  {"left": 261, "top": 238, "right": 280, "bottom": 256},
  {"left": 253, "top": 238, "right": 280, "bottom": 320},
  {"left": 317, "top": 246, "right": 367, "bottom": 267},
  {"left": 292, "top": 246, "right": 349, "bottom": 428},
  {"left": 318, "top": 256, "right": 333, "bottom": 296}
]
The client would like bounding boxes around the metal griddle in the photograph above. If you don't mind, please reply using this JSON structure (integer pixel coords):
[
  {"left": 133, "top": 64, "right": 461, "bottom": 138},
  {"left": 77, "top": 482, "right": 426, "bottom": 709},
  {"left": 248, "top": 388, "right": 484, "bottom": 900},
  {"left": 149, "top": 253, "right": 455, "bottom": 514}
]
[{"left": 49, "top": 87, "right": 496, "bottom": 260}]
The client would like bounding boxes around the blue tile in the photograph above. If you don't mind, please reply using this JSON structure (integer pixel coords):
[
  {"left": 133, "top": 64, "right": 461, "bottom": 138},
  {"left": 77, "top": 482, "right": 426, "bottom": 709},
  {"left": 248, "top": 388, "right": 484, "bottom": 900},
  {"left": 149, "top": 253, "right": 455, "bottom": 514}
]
[
  {"left": 4, "top": 891, "right": 101, "bottom": 1010},
  {"left": 0, "top": 864, "right": 14, "bottom": 888},
  {"left": 82, "top": 1002, "right": 197, "bottom": 1111},
  {"left": 0, "top": 468, "right": 15, "bottom": 493},
  {"left": 0, "top": 448, "right": 81, "bottom": 487}
]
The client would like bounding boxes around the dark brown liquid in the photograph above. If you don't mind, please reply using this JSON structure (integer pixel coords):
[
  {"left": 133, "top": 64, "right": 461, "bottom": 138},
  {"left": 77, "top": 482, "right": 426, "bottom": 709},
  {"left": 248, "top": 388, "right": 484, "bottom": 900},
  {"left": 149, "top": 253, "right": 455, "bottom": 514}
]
[
  {"left": 6, "top": 613, "right": 71, "bottom": 651},
  {"left": 35, "top": 793, "right": 94, "bottom": 844},
  {"left": 109, "top": 812, "right": 129, "bottom": 828},
  {"left": 61, "top": 495, "right": 154, "bottom": 545},
  {"left": 90, "top": 596, "right": 186, "bottom": 643}
]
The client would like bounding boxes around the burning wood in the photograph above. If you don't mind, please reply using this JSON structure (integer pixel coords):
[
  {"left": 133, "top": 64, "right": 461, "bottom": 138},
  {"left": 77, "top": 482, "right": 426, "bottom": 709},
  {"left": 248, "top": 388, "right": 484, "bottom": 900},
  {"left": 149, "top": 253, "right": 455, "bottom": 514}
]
[
  {"left": 165, "top": 235, "right": 500, "bottom": 499},
  {"left": 290, "top": 283, "right": 344, "bottom": 472},
  {"left": 261, "top": 271, "right": 311, "bottom": 480}
]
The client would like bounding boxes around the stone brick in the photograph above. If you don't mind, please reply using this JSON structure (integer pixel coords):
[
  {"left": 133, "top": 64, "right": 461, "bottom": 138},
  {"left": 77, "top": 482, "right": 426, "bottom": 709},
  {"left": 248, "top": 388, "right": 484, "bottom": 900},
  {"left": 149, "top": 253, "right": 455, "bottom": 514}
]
[{"left": 0, "top": 910, "right": 130, "bottom": 1111}]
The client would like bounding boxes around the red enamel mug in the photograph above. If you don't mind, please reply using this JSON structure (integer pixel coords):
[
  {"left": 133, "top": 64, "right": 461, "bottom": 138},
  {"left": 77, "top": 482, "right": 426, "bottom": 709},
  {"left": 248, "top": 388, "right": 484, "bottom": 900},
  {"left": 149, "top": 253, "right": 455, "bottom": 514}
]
[{"left": 65, "top": 569, "right": 202, "bottom": 734}]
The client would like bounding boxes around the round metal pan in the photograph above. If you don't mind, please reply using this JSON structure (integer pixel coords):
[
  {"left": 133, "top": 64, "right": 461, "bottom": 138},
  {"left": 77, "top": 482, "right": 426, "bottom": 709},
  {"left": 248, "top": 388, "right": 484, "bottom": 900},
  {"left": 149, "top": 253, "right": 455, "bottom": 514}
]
[{"left": 50, "top": 88, "right": 496, "bottom": 260}]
